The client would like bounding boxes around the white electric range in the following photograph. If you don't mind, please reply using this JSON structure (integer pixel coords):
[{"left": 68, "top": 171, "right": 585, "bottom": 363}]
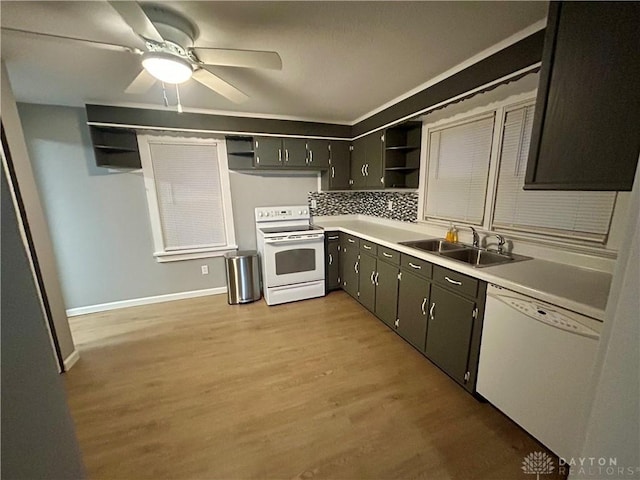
[{"left": 255, "top": 205, "right": 325, "bottom": 306}]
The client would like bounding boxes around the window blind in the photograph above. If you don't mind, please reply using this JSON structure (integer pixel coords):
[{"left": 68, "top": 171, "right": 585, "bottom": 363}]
[
  {"left": 425, "top": 114, "right": 495, "bottom": 224},
  {"left": 493, "top": 105, "right": 616, "bottom": 241},
  {"left": 149, "top": 141, "right": 227, "bottom": 250}
]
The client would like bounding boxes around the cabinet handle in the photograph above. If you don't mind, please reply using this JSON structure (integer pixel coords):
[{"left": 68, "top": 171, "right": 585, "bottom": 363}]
[
  {"left": 363, "top": 244, "right": 372, "bottom": 250},
  {"left": 256, "top": 155, "right": 260, "bottom": 164},
  {"left": 328, "top": 253, "right": 333, "bottom": 265},
  {"left": 370, "top": 271, "right": 375, "bottom": 285},
  {"left": 382, "top": 252, "right": 393, "bottom": 258},
  {"left": 348, "top": 238, "right": 355, "bottom": 244},
  {"left": 394, "top": 319, "right": 399, "bottom": 328},
  {"left": 328, "top": 235, "right": 339, "bottom": 240},
  {"left": 374, "top": 272, "right": 379, "bottom": 286},
  {"left": 354, "top": 261, "right": 359, "bottom": 274},
  {"left": 408, "top": 262, "right": 422, "bottom": 270},
  {"left": 429, "top": 302, "right": 435, "bottom": 320},
  {"left": 421, "top": 297, "right": 427, "bottom": 316},
  {"left": 278, "top": 148, "right": 282, "bottom": 163},
  {"left": 365, "top": 163, "right": 369, "bottom": 176},
  {"left": 310, "top": 150, "right": 313, "bottom": 163},
  {"left": 444, "top": 276, "right": 462, "bottom": 286},
  {"left": 285, "top": 149, "right": 289, "bottom": 162},
  {"left": 331, "top": 166, "right": 335, "bottom": 178},
  {"left": 361, "top": 164, "right": 365, "bottom": 176}
]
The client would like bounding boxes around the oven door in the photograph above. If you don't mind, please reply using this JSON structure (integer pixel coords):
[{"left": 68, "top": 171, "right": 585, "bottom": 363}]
[{"left": 263, "top": 234, "right": 325, "bottom": 287}]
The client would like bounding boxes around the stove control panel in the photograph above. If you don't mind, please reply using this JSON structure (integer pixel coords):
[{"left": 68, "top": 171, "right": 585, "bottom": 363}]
[{"left": 255, "top": 205, "right": 310, "bottom": 222}]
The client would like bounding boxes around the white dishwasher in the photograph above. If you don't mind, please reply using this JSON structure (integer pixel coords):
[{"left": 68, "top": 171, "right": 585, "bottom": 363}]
[{"left": 476, "top": 284, "right": 601, "bottom": 459}]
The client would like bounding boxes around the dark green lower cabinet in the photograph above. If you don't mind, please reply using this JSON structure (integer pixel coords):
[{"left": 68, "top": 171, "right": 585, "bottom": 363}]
[
  {"left": 358, "top": 253, "right": 377, "bottom": 311},
  {"left": 340, "top": 243, "right": 359, "bottom": 299},
  {"left": 396, "top": 271, "right": 430, "bottom": 351},
  {"left": 374, "top": 260, "right": 399, "bottom": 328},
  {"left": 325, "top": 236, "right": 340, "bottom": 291},
  {"left": 425, "top": 285, "right": 475, "bottom": 385}
]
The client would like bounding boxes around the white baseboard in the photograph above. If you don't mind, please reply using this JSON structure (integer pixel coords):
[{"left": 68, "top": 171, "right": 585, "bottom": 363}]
[
  {"left": 66, "top": 286, "right": 227, "bottom": 317},
  {"left": 63, "top": 349, "right": 80, "bottom": 371}
]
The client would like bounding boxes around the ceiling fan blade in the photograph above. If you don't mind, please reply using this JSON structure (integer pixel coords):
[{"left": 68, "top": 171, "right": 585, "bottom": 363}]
[
  {"left": 0, "top": 27, "right": 142, "bottom": 54},
  {"left": 192, "top": 69, "right": 249, "bottom": 104},
  {"left": 108, "top": 1, "right": 164, "bottom": 44},
  {"left": 125, "top": 70, "right": 156, "bottom": 95},
  {"left": 192, "top": 48, "right": 282, "bottom": 70}
]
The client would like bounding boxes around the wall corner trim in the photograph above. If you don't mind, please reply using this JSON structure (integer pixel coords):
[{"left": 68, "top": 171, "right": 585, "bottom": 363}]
[
  {"left": 63, "top": 349, "right": 80, "bottom": 371},
  {"left": 65, "top": 286, "right": 228, "bottom": 317}
]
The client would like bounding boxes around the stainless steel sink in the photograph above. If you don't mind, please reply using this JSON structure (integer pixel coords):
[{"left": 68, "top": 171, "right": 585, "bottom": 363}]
[
  {"left": 399, "top": 238, "right": 531, "bottom": 268},
  {"left": 399, "top": 239, "right": 464, "bottom": 253}
]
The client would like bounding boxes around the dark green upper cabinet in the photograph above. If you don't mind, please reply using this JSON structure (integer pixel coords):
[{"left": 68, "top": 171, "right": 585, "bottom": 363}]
[
  {"left": 350, "top": 132, "right": 384, "bottom": 189},
  {"left": 322, "top": 141, "right": 351, "bottom": 190},
  {"left": 525, "top": 1, "right": 640, "bottom": 191},
  {"left": 254, "top": 136, "right": 282, "bottom": 167},
  {"left": 306, "top": 139, "right": 330, "bottom": 169},
  {"left": 227, "top": 136, "right": 331, "bottom": 170},
  {"left": 282, "top": 138, "right": 308, "bottom": 167}
]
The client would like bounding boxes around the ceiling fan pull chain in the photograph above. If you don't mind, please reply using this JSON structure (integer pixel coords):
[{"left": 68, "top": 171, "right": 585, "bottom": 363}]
[
  {"left": 161, "top": 82, "right": 169, "bottom": 107},
  {"left": 175, "top": 84, "right": 183, "bottom": 114}
]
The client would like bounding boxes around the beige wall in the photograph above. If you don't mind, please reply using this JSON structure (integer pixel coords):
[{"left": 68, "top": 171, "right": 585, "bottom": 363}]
[{"left": 1, "top": 62, "right": 76, "bottom": 362}]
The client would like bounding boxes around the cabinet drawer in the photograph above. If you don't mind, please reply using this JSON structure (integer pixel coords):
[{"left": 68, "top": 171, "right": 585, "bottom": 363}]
[
  {"left": 400, "top": 254, "right": 432, "bottom": 278},
  {"left": 377, "top": 246, "right": 400, "bottom": 265},
  {"left": 360, "top": 240, "right": 378, "bottom": 255},
  {"left": 325, "top": 231, "right": 340, "bottom": 242},
  {"left": 340, "top": 233, "right": 359, "bottom": 252},
  {"left": 433, "top": 265, "right": 478, "bottom": 298}
]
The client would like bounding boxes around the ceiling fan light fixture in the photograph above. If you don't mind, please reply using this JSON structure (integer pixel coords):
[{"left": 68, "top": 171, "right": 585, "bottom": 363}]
[{"left": 142, "top": 52, "right": 193, "bottom": 84}]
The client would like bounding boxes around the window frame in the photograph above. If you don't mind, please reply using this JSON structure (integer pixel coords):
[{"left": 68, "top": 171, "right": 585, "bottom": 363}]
[
  {"left": 417, "top": 90, "right": 618, "bottom": 249},
  {"left": 138, "top": 134, "right": 237, "bottom": 263}
]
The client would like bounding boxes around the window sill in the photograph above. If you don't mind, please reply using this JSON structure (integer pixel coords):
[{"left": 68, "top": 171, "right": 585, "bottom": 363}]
[{"left": 154, "top": 246, "right": 239, "bottom": 263}]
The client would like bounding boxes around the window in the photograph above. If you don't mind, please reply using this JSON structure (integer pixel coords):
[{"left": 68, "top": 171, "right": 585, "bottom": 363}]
[
  {"left": 424, "top": 113, "right": 495, "bottom": 225},
  {"left": 419, "top": 93, "right": 618, "bottom": 247},
  {"left": 492, "top": 103, "right": 616, "bottom": 243},
  {"left": 138, "top": 134, "right": 236, "bottom": 262}
]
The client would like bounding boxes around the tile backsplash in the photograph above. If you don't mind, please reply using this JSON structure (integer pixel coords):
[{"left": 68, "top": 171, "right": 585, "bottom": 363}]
[{"left": 309, "top": 191, "right": 418, "bottom": 223}]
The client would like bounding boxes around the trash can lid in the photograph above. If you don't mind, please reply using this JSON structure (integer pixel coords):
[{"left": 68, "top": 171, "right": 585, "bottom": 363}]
[{"left": 225, "top": 250, "right": 258, "bottom": 259}]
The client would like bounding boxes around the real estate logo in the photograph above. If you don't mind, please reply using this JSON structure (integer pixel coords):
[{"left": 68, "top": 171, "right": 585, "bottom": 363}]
[{"left": 522, "top": 451, "right": 555, "bottom": 479}]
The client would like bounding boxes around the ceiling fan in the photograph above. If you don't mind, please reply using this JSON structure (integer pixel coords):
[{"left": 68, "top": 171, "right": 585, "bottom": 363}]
[{"left": 2, "top": 1, "right": 283, "bottom": 105}]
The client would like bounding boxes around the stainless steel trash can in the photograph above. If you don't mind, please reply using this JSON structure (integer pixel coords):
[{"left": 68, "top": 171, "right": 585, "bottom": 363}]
[{"left": 224, "top": 251, "right": 261, "bottom": 304}]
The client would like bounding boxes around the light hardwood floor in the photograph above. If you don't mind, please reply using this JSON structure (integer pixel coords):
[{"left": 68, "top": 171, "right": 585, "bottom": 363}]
[{"left": 65, "top": 291, "right": 565, "bottom": 480}]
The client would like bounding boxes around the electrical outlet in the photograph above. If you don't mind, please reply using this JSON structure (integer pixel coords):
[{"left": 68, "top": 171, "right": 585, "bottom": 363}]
[
  {"left": 388, "top": 200, "right": 393, "bottom": 211},
  {"left": 311, "top": 199, "right": 317, "bottom": 209},
  {"left": 201, "top": 265, "right": 209, "bottom": 275}
]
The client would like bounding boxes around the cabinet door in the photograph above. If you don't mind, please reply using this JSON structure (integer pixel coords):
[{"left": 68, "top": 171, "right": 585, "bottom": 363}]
[
  {"left": 306, "top": 139, "right": 330, "bottom": 169},
  {"left": 374, "top": 260, "right": 399, "bottom": 328},
  {"left": 254, "top": 136, "right": 282, "bottom": 167},
  {"left": 350, "top": 137, "right": 367, "bottom": 189},
  {"left": 525, "top": 2, "right": 640, "bottom": 191},
  {"left": 425, "top": 285, "right": 475, "bottom": 385},
  {"left": 282, "top": 138, "right": 307, "bottom": 167},
  {"left": 396, "top": 271, "right": 430, "bottom": 351},
  {"left": 326, "top": 238, "right": 340, "bottom": 291},
  {"left": 328, "top": 141, "right": 351, "bottom": 190},
  {"left": 340, "top": 242, "right": 359, "bottom": 299},
  {"left": 358, "top": 253, "right": 377, "bottom": 312},
  {"left": 365, "top": 132, "right": 384, "bottom": 188}
]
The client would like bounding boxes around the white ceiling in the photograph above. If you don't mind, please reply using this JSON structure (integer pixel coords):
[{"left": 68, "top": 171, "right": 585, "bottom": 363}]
[{"left": 1, "top": 1, "right": 547, "bottom": 124}]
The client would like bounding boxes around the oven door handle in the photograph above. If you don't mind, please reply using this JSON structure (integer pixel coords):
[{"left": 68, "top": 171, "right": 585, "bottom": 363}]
[{"left": 264, "top": 234, "right": 324, "bottom": 245}]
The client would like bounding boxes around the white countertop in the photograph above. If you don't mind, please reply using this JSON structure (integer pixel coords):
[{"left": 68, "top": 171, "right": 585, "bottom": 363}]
[{"left": 315, "top": 218, "right": 612, "bottom": 321}]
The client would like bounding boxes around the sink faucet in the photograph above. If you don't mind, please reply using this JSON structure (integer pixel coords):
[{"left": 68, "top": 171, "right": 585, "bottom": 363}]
[
  {"left": 495, "top": 234, "right": 506, "bottom": 254},
  {"left": 469, "top": 227, "right": 479, "bottom": 248}
]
